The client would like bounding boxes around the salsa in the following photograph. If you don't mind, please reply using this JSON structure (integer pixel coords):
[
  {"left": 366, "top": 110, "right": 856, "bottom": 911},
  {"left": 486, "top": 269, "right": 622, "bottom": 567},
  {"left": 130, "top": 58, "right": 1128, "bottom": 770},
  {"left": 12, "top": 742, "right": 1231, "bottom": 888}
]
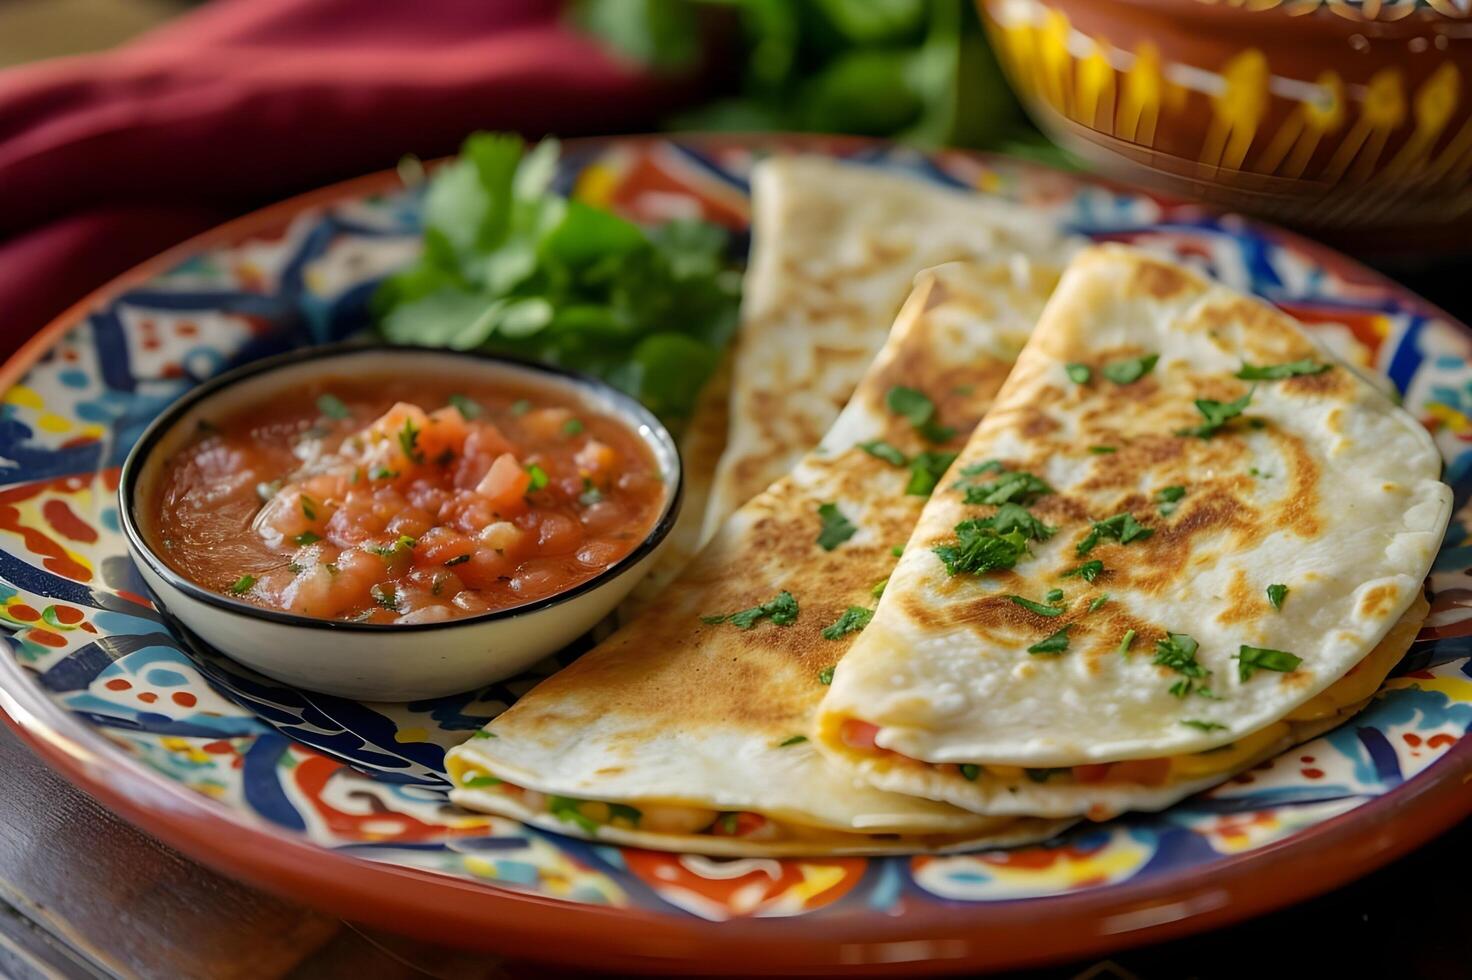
[{"left": 145, "top": 373, "right": 666, "bottom": 624}]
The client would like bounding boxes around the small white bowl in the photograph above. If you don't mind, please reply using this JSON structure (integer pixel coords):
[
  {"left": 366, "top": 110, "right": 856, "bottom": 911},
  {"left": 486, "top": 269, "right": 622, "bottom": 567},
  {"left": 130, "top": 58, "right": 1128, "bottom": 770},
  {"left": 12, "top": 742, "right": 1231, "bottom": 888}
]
[{"left": 119, "top": 344, "right": 683, "bottom": 701}]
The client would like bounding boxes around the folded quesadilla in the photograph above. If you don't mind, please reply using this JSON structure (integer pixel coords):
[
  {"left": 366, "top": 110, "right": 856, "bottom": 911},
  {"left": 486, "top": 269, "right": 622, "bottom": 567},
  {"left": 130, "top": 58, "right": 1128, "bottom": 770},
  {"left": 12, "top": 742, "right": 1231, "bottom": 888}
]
[
  {"left": 702, "top": 155, "right": 1073, "bottom": 541},
  {"left": 816, "top": 245, "right": 1452, "bottom": 821},
  {"left": 446, "top": 258, "right": 1067, "bottom": 854}
]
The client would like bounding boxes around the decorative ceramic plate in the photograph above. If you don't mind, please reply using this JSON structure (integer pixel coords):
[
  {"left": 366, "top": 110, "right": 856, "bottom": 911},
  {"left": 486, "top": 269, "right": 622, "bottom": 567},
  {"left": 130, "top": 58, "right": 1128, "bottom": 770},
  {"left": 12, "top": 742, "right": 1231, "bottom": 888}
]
[{"left": 3, "top": 135, "right": 1472, "bottom": 976}]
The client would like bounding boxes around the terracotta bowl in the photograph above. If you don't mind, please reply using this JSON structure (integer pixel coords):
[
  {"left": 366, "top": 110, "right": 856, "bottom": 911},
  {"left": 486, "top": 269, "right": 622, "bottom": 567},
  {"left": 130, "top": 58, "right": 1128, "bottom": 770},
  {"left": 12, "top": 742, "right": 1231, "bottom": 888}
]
[{"left": 977, "top": 0, "right": 1472, "bottom": 240}]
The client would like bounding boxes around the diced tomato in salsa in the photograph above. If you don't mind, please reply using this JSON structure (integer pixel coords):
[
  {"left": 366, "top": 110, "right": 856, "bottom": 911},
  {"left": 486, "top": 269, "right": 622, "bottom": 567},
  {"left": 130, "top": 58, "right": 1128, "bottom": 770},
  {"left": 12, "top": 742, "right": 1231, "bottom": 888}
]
[{"left": 146, "top": 374, "right": 665, "bottom": 624}]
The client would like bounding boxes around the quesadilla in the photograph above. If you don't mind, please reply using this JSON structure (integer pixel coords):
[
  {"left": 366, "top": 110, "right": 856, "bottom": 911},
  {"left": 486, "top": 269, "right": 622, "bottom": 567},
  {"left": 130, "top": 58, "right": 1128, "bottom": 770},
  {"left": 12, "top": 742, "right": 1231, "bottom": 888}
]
[
  {"left": 446, "top": 258, "right": 1067, "bottom": 854},
  {"left": 702, "top": 155, "right": 1073, "bottom": 541},
  {"left": 816, "top": 245, "right": 1452, "bottom": 821}
]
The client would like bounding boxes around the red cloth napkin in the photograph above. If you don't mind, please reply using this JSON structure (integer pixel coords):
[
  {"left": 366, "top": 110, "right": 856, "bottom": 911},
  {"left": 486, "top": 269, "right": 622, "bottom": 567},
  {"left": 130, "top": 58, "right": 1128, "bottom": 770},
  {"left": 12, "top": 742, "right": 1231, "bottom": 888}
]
[{"left": 0, "top": 0, "right": 681, "bottom": 361}]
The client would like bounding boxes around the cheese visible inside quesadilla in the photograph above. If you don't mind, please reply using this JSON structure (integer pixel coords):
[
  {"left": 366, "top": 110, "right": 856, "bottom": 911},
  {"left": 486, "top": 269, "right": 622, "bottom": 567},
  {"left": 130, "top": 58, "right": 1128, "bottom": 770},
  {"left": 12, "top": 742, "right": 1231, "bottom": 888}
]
[{"left": 815, "top": 245, "right": 1451, "bottom": 820}]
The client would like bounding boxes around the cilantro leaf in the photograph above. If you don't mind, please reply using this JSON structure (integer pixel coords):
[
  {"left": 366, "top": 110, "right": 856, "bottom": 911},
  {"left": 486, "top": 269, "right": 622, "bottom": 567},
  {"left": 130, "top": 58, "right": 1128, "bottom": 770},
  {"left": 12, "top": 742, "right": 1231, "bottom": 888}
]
[
  {"left": 959, "top": 460, "right": 1004, "bottom": 477},
  {"left": 986, "top": 503, "right": 1055, "bottom": 541},
  {"left": 961, "top": 469, "right": 1053, "bottom": 506},
  {"left": 1236, "top": 360, "right": 1330, "bottom": 380},
  {"left": 228, "top": 575, "right": 255, "bottom": 596},
  {"left": 886, "top": 386, "right": 954, "bottom": 442},
  {"left": 1101, "top": 354, "right": 1159, "bottom": 384},
  {"left": 1028, "top": 626, "right": 1071, "bottom": 655},
  {"left": 860, "top": 440, "right": 907, "bottom": 466},
  {"left": 703, "top": 591, "right": 800, "bottom": 630},
  {"left": 316, "top": 394, "right": 350, "bottom": 420},
  {"left": 1179, "top": 389, "right": 1254, "bottom": 439},
  {"left": 1236, "top": 645, "right": 1302, "bottom": 681},
  {"left": 1181, "top": 719, "right": 1227, "bottom": 732},
  {"left": 933, "top": 524, "right": 1028, "bottom": 576},
  {"left": 905, "top": 451, "right": 958, "bottom": 496},
  {"left": 779, "top": 734, "right": 807, "bottom": 747},
  {"left": 1066, "top": 363, "right": 1091, "bottom": 384},
  {"left": 818, "top": 665, "right": 836, "bottom": 685},
  {"left": 816, "top": 503, "right": 858, "bottom": 551},
  {"left": 448, "top": 393, "right": 481, "bottom": 419},
  {"left": 1088, "top": 594, "right": 1110, "bottom": 612},
  {"left": 1062, "top": 560, "right": 1103, "bottom": 582},
  {"left": 1266, "top": 584, "right": 1288, "bottom": 610},
  {"left": 1010, "top": 595, "right": 1066, "bottom": 617},
  {"left": 1155, "top": 485, "right": 1186, "bottom": 516},
  {"left": 1155, "top": 632, "right": 1209, "bottom": 696},
  {"left": 1076, "top": 512, "right": 1154, "bottom": 555},
  {"left": 822, "top": 606, "right": 872, "bottom": 640},
  {"left": 398, "top": 417, "right": 425, "bottom": 464}
]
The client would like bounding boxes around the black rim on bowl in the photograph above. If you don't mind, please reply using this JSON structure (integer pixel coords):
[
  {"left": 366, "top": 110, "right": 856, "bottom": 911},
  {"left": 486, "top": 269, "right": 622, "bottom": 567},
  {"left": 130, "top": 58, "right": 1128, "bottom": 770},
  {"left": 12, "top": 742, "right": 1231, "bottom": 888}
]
[{"left": 118, "top": 342, "right": 685, "bottom": 632}]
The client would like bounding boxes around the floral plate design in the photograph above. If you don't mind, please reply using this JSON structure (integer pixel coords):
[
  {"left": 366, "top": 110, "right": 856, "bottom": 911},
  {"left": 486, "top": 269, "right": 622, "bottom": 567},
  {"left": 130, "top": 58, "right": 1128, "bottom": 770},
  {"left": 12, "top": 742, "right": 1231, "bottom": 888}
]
[{"left": 2, "top": 134, "right": 1471, "bottom": 975}]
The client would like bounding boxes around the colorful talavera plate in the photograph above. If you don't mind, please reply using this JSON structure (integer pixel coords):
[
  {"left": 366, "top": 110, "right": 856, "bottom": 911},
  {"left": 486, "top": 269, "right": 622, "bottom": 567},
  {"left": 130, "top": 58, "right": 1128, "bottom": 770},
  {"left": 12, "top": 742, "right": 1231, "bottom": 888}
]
[{"left": 3, "top": 135, "right": 1472, "bottom": 976}]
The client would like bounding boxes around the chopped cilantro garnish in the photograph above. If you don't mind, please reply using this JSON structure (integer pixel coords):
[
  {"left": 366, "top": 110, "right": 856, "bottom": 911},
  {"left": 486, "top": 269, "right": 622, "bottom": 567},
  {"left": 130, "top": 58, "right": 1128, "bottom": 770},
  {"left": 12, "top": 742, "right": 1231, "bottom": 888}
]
[
  {"left": 471, "top": 729, "right": 497, "bottom": 740},
  {"left": 1118, "top": 629, "right": 1136, "bottom": 655},
  {"left": 525, "top": 463, "right": 549, "bottom": 491},
  {"left": 293, "top": 532, "right": 321, "bottom": 546},
  {"left": 316, "top": 393, "right": 350, "bottom": 420},
  {"left": 1026, "top": 768, "right": 1063, "bottom": 783},
  {"left": 1045, "top": 588, "right": 1064, "bottom": 603},
  {"left": 890, "top": 545, "right": 904, "bottom": 557},
  {"left": 859, "top": 440, "right": 907, "bottom": 466},
  {"left": 871, "top": 578, "right": 888, "bottom": 598},
  {"left": 396, "top": 534, "right": 417, "bottom": 550},
  {"left": 933, "top": 523, "right": 1028, "bottom": 576},
  {"left": 398, "top": 417, "right": 424, "bottom": 463},
  {"left": 370, "top": 583, "right": 399, "bottom": 611},
  {"left": 886, "top": 386, "right": 954, "bottom": 442},
  {"left": 1236, "top": 645, "right": 1302, "bottom": 681},
  {"left": 778, "top": 734, "right": 807, "bottom": 747},
  {"left": 960, "top": 459, "right": 1004, "bottom": 476},
  {"left": 1155, "top": 485, "right": 1186, "bottom": 516},
  {"left": 444, "top": 554, "right": 471, "bottom": 567},
  {"left": 959, "top": 763, "right": 980, "bottom": 781},
  {"left": 448, "top": 393, "right": 481, "bottom": 419},
  {"left": 905, "top": 451, "right": 958, "bottom": 496},
  {"left": 1010, "top": 595, "right": 1065, "bottom": 617},
  {"left": 1089, "top": 445, "right": 1117, "bottom": 454},
  {"left": 562, "top": 418, "right": 584, "bottom": 437},
  {"left": 1266, "top": 584, "right": 1288, "bottom": 610},
  {"left": 961, "top": 469, "right": 1053, "bottom": 506},
  {"left": 1066, "top": 363, "right": 1091, "bottom": 384},
  {"left": 1179, "top": 389, "right": 1253, "bottom": 439},
  {"left": 287, "top": 562, "right": 304, "bottom": 575},
  {"left": 1236, "top": 359, "right": 1330, "bottom": 380},
  {"left": 227, "top": 574, "right": 255, "bottom": 596},
  {"left": 369, "top": 465, "right": 399, "bottom": 480},
  {"left": 987, "top": 502, "right": 1055, "bottom": 541},
  {"left": 299, "top": 495, "right": 318, "bottom": 521},
  {"left": 818, "top": 665, "right": 835, "bottom": 685},
  {"left": 1155, "top": 632, "right": 1209, "bottom": 696},
  {"left": 1028, "top": 626, "right": 1071, "bottom": 655},
  {"left": 510, "top": 399, "right": 532, "bottom": 416},
  {"left": 1076, "top": 512, "right": 1153, "bottom": 555},
  {"left": 816, "top": 502, "right": 858, "bottom": 551},
  {"left": 1101, "top": 353, "right": 1159, "bottom": 385},
  {"left": 703, "top": 590, "right": 799, "bottom": 629},
  {"left": 579, "top": 478, "right": 604, "bottom": 506},
  {"left": 1088, "top": 594, "right": 1110, "bottom": 612},
  {"left": 822, "top": 606, "right": 872, "bottom": 640},
  {"left": 1181, "top": 719, "right": 1227, "bottom": 732},
  {"left": 1062, "top": 560, "right": 1103, "bottom": 582}
]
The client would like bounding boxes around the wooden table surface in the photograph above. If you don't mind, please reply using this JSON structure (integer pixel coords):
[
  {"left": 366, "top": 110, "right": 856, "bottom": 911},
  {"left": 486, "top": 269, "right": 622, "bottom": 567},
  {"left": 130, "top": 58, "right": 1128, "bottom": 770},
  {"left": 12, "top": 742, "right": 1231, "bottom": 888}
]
[{"left": 0, "top": 714, "right": 1468, "bottom": 979}]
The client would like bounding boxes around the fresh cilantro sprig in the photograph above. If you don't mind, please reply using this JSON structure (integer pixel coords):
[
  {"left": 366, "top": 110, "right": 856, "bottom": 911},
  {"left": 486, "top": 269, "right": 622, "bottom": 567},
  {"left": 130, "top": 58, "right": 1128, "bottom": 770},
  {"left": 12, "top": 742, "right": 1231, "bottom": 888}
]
[
  {"left": 703, "top": 591, "right": 799, "bottom": 629},
  {"left": 373, "top": 133, "right": 740, "bottom": 421},
  {"left": 816, "top": 503, "right": 857, "bottom": 551}
]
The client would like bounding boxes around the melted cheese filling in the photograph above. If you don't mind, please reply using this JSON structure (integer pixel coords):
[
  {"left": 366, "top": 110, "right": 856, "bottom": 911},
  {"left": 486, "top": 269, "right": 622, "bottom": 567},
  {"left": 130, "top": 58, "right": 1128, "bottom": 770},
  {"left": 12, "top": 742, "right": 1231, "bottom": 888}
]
[{"left": 446, "top": 755, "right": 1009, "bottom": 846}]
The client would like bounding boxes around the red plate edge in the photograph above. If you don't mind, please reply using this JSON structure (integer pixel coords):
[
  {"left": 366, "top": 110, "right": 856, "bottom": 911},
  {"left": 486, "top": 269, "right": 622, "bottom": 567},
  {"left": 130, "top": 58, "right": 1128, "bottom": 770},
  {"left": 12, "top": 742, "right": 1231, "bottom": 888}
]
[{"left": 1, "top": 133, "right": 1470, "bottom": 976}]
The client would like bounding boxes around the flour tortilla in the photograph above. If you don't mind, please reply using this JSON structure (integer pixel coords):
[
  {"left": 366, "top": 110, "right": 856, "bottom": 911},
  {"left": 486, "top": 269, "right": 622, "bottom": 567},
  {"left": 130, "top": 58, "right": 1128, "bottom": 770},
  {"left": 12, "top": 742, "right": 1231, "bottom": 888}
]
[
  {"left": 447, "top": 258, "right": 1067, "bottom": 854},
  {"left": 702, "top": 155, "right": 1076, "bottom": 541},
  {"left": 816, "top": 244, "right": 1451, "bottom": 819}
]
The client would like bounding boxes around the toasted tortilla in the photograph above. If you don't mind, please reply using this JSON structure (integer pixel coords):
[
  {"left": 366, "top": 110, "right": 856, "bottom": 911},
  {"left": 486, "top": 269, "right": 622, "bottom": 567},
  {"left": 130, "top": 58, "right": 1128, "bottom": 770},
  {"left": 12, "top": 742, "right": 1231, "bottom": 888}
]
[
  {"left": 816, "top": 245, "right": 1452, "bottom": 820},
  {"left": 702, "top": 155, "right": 1075, "bottom": 540},
  {"left": 447, "top": 258, "right": 1067, "bottom": 854}
]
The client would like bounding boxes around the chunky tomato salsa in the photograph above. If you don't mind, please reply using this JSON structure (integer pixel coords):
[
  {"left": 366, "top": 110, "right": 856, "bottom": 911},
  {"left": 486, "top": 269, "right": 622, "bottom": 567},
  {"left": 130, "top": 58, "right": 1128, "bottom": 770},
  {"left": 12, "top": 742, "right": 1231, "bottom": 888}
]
[{"left": 145, "top": 373, "right": 667, "bottom": 623}]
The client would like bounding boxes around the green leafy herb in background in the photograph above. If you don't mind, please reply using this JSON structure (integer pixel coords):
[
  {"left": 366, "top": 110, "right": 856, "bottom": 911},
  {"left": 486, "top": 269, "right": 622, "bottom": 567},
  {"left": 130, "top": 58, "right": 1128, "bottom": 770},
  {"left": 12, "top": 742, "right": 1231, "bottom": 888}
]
[
  {"left": 373, "top": 133, "right": 741, "bottom": 422},
  {"left": 571, "top": 0, "right": 1068, "bottom": 164}
]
